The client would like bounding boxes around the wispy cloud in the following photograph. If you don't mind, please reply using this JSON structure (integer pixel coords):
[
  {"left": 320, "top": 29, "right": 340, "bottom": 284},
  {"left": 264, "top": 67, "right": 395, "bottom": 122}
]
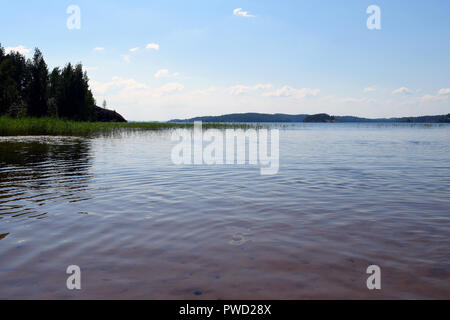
[
  {"left": 146, "top": 43, "right": 160, "bottom": 51},
  {"left": 364, "top": 87, "right": 376, "bottom": 93},
  {"left": 122, "top": 55, "right": 131, "bottom": 63},
  {"left": 438, "top": 88, "right": 450, "bottom": 95},
  {"left": 192, "top": 87, "right": 217, "bottom": 96},
  {"left": 154, "top": 69, "right": 180, "bottom": 79},
  {"left": 419, "top": 94, "right": 448, "bottom": 102},
  {"left": 93, "top": 47, "right": 105, "bottom": 52},
  {"left": 155, "top": 69, "right": 169, "bottom": 78},
  {"left": 392, "top": 87, "right": 412, "bottom": 95},
  {"left": 153, "top": 82, "right": 184, "bottom": 96},
  {"left": 233, "top": 8, "right": 255, "bottom": 18},
  {"left": 229, "top": 84, "right": 272, "bottom": 95},
  {"left": 416, "top": 89, "right": 450, "bottom": 103},
  {"left": 90, "top": 76, "right": 149, "bottom": 94},
  {"left": 228, "top": 84, "right": 319, "bottom": 99},
  {"left": 90, "top": 77, "right": 183, "bottom": 98},
  {"left": 341, "top": 97, "right": 375, "bottom": 103},
  {"left": 263, "top": 86, "right": 320, "bottom": 99},
  {"left": 129, "top": 47, "right": 139, "bottom": 52},
  {"left": 5, "top": 45, "right": 31, "bottom": 56}
]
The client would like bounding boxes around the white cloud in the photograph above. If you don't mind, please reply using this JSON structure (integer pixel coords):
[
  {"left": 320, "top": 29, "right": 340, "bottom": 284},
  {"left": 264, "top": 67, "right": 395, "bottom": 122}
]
[
  {"left": 228, "top": 84, "right": 319, "bottom": 99},
  {"left": 5, "top": 45, "right": 31, "bottom": 56},
  {"left": 86, "top": 80, "right": 450, "bottom": 121},
  {"left": 192, "top": 87, "right": 217, "bottom": 96},
  {"left": 341, "top": 97, "right": 375, "bottom": 103},
  {"left": 153, "top": 82, "right": 184, "bottom": 96},
  {"left": 122, "top": 55, "right": 131, "bottom": 63},
  {"left": 364, "top": 87, "right": 376, "bottom": 93},
  {"left": 90, "top": 76, "right": 149, "bottom": 94},
  {"left": 392, "top": 87, "right": 412, "bottom": 95},
  {"left": 229, "top": 84, "right": 272, "bottom": 95},
  {"left": 146, "top": 43, "right": 160, "bottom": 51},
  {"left": 438, "top": 88, "right": 450, "bottom": 95},
  {"left": 93, "top": 47, "right": 105, "bottom": 51},
  {"left": 419, "top": 94, "right": 448, "bottom": 103},
  {"left": 129, "top": 47, "right": 139, "bottom": 52},
  {"left": 90, "top": 77, "right": 183, "bottom": 99},
  {"left": 155, "top": 69, "right": 169, "bottom": 78},
  {"left": 263, "top": 86, "right": 320, "bottom": 98},
  {"left": 86, "top": 76, "right": 449, "bottom": 121},
  {"left": 233, "top": 8, "right": 255, "bottom": 18},
  {"left": 154, "top": 69, "right": 180, "bottom": 79}
]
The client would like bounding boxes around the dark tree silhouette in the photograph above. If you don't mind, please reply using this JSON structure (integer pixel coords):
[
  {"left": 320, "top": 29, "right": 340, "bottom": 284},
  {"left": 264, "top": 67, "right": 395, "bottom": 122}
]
[
  {"left": 0, "top": 44, "right": 100, "bottom": 121},
  {"left": 28, "top": 49, "right": 49, "bottom": 117}
]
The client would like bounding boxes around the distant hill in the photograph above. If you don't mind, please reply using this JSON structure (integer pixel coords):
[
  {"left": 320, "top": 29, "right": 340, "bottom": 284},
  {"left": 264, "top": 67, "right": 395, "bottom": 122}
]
[
  {"left": 170, "top": 113, "right": 450, "bottom": 123},
  {"left": 335, "top": 114, "right": 450, "bottom": 123},
  {"left": 170, "top": 113, "right": 309, "bottom": 123},
  {"left": 304, "top": 114, "right": 336, "bottom": 123}
]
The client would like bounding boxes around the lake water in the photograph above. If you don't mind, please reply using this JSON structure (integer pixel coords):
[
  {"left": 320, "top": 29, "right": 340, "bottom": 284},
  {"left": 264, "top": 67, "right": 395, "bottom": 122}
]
[{"left": 0, "top": 123, "right": 449, "bottom": 299}]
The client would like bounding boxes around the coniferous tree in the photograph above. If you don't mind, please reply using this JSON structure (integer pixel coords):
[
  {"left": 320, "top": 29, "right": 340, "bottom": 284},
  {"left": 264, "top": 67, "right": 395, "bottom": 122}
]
[
  {"left": 7, "top": 51, "right": 31, "bottom": 116},
  {"left": 28, "top": 49, "right": 48, "bottom": 117},
  {"left": 0, "top": 44, "right": 20, "bottom": 115},
  {"left": 0, "top": 45, "right": 3, "bottom": 61},
  {"left": 0, "top": 58, "right": 18, "bottom": 115},
  {"left": 58, "top": 63, "right": 75, "bottom": 119},
  {"left": 82, "top": 68, "right": 96, "bottom": 120},
  {"left": 0, "top": 44, "right": 98, "bottom": 120},
  {"left": 73, "top": 64, "right": 87, "bottom": 120},
  {"left": 48, "top": 67, "right": 61, "bottom": 117}
]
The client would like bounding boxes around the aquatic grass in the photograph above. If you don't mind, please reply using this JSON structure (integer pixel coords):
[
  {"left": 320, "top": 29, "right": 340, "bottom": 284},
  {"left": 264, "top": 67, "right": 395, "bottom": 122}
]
[{"left": 0, "top": 117, "right": 263, "bottom": 137}]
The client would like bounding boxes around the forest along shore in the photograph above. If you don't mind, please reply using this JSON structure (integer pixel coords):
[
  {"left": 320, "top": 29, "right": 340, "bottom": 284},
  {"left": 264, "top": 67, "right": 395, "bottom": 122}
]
[{"left": 0, "top": 44, "right": 126, "bottom": 123}]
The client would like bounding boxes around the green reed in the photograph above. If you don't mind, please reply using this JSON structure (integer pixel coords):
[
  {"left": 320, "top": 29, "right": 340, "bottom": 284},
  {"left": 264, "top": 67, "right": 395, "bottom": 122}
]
[{"left": 0, "top": 117, "right": 262, "bottom": 137}]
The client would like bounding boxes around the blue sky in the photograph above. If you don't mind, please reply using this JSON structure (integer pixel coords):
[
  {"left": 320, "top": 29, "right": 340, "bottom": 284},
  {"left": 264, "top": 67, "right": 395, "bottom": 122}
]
[{"left": 1, "top": 0, "right": 450, "bottom": 121}]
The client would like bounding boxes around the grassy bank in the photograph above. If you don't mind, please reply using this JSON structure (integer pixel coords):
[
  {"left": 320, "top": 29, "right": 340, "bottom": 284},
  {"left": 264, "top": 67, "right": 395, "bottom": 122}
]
[{"left": 0, "top": 117, "right": 260, "bottom": 137}]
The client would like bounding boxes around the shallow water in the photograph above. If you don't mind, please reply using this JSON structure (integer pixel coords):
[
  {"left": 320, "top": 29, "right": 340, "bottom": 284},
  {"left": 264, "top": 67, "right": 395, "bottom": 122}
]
[{"left": 0, "top": 124, "right": 449, "bottom": 299}]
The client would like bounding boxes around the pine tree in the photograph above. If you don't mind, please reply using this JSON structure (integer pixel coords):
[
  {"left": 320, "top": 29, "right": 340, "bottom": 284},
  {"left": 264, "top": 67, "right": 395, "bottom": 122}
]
[
  {"left": 28, "top": 48, "right": 49, "bottom": 117},
  {"left": 0, "top": 58, "right": 18, "bottom": 115},
  {"left": 0, "top": 44, "right": 98, "bottom": 120}
]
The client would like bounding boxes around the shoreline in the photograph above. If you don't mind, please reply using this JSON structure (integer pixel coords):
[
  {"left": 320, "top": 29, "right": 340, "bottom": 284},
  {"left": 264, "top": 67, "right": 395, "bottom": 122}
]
[
  {"left": 0, "top": 117, "right": 262, "bottom": 137},
  {"left": 1, "top": 117, "right": 449, "bottom": 137}
]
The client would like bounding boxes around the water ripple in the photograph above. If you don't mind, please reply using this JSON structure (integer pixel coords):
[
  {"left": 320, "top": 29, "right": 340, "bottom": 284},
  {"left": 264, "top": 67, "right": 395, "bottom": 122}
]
[{"left": 0, "top": 126, "right": 449, "bottom": 299}]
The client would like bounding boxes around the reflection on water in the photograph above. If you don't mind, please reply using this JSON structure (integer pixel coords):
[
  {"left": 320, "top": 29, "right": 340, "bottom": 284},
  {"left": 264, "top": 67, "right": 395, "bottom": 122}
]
[
  {"left": 0, "top": 125, "right": 449, "bottom": 299},
  {"left": 0, "top": 138, "right": 92, "bottom": 220}
]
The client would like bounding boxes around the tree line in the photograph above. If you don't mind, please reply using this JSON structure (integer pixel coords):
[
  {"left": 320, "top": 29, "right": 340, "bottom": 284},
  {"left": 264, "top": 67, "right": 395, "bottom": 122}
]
[{"left": 0, "top": 44, "right": 97, "bottom": 121}]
